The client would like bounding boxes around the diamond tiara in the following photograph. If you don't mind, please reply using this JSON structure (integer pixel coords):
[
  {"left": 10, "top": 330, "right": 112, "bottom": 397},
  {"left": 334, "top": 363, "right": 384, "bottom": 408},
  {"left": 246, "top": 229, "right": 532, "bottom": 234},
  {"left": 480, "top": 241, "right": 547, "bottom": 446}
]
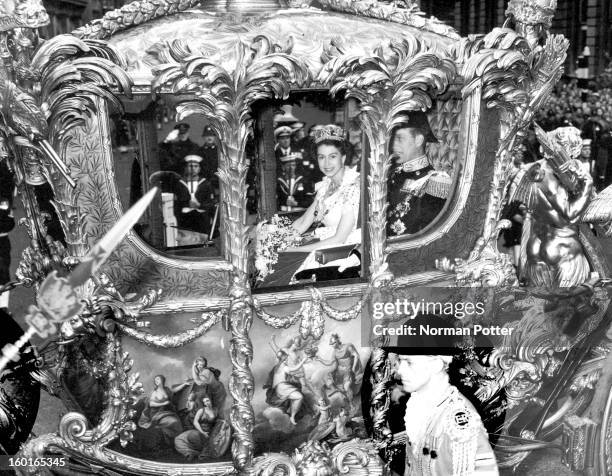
[{"left": 312, "top": 124, "right": 346, "bottom": 144}]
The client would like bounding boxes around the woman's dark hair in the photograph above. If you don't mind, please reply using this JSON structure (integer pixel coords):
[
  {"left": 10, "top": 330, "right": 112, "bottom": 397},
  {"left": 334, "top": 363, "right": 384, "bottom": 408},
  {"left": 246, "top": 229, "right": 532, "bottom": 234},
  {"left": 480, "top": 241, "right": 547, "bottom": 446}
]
[
  {"left": 154, "top": 374, "right": 166, "bottom": 386},
  {"left": 316, "top": 139, "right": 347, "bottom": 157}
]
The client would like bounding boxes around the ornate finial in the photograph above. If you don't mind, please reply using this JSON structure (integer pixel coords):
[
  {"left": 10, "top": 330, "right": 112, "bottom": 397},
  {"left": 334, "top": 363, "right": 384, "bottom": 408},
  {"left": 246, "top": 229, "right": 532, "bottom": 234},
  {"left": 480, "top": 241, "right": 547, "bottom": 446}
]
[{"left": 506, "top": 0, "right": 557, "bottom": 28}]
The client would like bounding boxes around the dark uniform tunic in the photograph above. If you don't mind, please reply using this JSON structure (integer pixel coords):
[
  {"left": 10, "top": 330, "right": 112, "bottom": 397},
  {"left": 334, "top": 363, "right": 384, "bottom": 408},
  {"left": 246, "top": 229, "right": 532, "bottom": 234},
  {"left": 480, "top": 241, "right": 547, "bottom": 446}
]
[
  {"left": 277, "top": 169, "right": 309, "bottom": 209},
  {"left": 404, "top": 385, "right": 498, "bottom": 476},
  {"left": 199, "top": 144, "right": 220, "bottom": 189},
  {"left": 275, "top": 145, "right": 314, "bottom": 208},
  {"left": 172, "top": 178, "right": 216, "bottom": 234},
  {"left": 387, "top": 158, "right": 447, "bottom": 237}
]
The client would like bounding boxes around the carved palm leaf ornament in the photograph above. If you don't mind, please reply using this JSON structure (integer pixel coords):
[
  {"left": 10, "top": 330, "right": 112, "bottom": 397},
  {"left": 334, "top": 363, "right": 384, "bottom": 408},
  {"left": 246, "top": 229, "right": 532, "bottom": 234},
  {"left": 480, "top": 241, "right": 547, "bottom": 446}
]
[{"left": 319, "top": 37, "right": 456, "bottom": 280}]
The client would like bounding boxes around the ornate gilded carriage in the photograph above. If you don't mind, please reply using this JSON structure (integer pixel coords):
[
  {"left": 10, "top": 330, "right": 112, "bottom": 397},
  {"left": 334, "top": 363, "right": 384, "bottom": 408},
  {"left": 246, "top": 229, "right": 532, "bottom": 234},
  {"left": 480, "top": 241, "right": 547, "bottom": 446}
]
[{"left": 4, "top": 0, "right": 612, "bottom": 474}]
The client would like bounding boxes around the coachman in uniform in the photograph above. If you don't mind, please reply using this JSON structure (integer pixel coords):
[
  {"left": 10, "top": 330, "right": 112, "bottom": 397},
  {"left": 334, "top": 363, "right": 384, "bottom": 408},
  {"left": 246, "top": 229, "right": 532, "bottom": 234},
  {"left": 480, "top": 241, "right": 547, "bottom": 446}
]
[
  {"left": 386, "top": 314, "right": 498, "bottom": 476},
  {"left": 387, "top": 112, "right": 451, "bottom": 237}
]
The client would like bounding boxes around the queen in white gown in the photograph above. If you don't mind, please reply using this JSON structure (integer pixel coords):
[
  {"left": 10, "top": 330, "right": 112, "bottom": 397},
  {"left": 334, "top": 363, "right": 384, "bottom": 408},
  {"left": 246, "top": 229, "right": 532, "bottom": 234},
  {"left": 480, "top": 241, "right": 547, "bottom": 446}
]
[{"left": 284, "top": 125, "right": 361, "bottom": 279}]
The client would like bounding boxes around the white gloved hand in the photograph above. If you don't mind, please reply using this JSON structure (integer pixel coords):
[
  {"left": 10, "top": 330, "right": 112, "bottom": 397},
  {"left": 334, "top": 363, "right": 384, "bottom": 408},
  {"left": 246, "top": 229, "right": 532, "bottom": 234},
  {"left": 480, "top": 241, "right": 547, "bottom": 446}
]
[
  {"left": 337, "top": 253, "right": 361, "bottom": 273},
  {"left": 164, "top": 129, "right": 180, "bottom": 142}
]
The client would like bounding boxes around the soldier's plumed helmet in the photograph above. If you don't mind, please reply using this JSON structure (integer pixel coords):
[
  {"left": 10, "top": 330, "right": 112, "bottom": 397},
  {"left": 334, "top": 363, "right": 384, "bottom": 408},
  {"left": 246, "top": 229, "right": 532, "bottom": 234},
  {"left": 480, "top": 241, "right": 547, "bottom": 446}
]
[
  {"left": 393, "top": 111, "right": 439, "bottom": 144},
  {"left": 312, "top": 124, "right": 346, "bottom": 144}
]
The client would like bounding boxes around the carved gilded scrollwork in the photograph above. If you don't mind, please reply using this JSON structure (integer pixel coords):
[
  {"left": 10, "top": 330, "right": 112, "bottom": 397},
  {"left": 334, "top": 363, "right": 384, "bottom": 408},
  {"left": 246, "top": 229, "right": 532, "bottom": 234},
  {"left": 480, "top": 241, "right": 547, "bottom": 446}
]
[
  {"left": 228, "top": 278, "right": 255, "bottom": 474},
  {"left": 72, "top": 0, "right": 203, "bottom": 40},
  {"left": 253, "top": 439, "right": 382, "bottom": 476},
  {"left": 437, "top": 8, "right": 569, "bottom": 287},
  {"left": 19, "top": 331, "right": 143, "bottom": 473}
]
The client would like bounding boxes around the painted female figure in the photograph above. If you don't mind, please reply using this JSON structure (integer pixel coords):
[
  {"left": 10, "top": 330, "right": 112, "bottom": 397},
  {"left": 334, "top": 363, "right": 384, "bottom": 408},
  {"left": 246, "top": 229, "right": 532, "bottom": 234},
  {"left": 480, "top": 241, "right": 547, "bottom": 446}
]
[{"left": 138, "top": 375, "right": 184, "bottom": 447}]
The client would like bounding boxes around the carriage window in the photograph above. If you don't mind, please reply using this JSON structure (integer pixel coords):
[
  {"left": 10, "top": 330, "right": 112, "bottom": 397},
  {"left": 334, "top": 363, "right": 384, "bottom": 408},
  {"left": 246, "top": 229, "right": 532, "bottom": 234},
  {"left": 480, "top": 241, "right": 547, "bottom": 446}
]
[
  {"left": 251, "top": 92, "right": 365, "bottom": 289},
  {"left": 385, "top": 109, "right": 455, "bottom": 239},
  {"left": 110, "top": 96, "right": 222, "bottom": 258}
]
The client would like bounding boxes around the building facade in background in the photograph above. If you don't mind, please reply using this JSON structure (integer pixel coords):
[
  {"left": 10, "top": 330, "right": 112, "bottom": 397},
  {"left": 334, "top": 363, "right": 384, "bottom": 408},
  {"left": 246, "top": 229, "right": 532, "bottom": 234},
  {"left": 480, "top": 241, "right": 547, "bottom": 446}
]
[
  {"left": 41, "top": 0, "right": 129, "bottom": 37},
  {"left": 417, "top": 0, "right": 612, "bottom": 80}
]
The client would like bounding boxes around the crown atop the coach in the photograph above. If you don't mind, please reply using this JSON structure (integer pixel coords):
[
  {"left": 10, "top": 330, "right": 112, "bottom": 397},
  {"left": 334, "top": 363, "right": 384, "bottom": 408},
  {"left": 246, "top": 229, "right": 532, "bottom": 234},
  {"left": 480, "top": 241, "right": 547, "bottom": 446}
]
[
  {"left": 313, "top": 124, "right": 346, "bottom": 144},
  {"left": 506, "top": 0, "right": 557, "bottom": 27}
]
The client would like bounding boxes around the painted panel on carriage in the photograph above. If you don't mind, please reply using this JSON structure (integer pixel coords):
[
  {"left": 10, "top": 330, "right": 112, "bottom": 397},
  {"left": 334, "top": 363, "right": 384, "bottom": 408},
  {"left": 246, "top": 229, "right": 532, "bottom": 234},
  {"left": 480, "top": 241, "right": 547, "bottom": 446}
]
[
  {"left": 249, "top": 313, "right": 370, "bottom": 454},
  {"left": 107, "top": 314, "right": 232, "bottom": 463},
  {"left": 110, "top": 96, "right": 223, "bottom": 259},
  {"left": 108, "top": 310, "right": 369, "bottom": 463}
]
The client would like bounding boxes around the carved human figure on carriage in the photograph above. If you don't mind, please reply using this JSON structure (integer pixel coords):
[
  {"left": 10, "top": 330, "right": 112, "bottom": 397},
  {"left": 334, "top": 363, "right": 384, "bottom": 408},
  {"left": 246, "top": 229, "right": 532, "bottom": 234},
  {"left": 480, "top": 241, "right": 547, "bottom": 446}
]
[
  {"left": 510, "top": 125, "right": 595, "bottom": 288},
  {"left": 387, "top": 111, "right": 452, "bottom": 237},
  {"left": 264, "top": 349, "right": 309, "bottom": 425}
]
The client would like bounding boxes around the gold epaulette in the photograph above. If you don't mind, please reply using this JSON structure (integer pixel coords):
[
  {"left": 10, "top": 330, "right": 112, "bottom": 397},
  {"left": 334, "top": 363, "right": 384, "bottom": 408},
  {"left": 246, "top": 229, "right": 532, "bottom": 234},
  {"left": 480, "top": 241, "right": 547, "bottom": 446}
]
[{"left": 425, "top": 171, "right": 452, "bottom": 199}]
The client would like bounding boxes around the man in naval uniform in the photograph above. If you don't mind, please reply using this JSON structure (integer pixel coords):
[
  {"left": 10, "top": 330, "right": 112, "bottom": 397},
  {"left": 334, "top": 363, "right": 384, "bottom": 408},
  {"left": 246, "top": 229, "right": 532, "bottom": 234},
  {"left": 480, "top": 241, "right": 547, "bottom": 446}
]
[
  {"left": 275, "top": 126, "right": 315, "bottom": 207},
  {"left": 159, "top": 123, "right": 200, "bottom": 174},
  {"left": 386, "top": 314, "right": 498, "bottom": 476},
  {"left": 199, "top": 125, "right": 220, "bottom": 190},
  {"left": 275, "top": 126, "right": 297, "bottom": 161},
  {"left": 172, "top": 155, "right": 216, "bottom": 235},
  {"left": 277, "top": 152, "right": 308, "bottom": 209},
  {"left": 387, "top": 112, "right": 451, "bottom": 237}
]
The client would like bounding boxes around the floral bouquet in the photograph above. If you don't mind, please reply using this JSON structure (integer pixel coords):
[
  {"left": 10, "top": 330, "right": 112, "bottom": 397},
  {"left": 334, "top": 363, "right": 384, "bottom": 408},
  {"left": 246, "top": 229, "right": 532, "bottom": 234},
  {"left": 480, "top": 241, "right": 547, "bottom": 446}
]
[{"left": 254, "top": 215, "right": 301, "bottom": 281}]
